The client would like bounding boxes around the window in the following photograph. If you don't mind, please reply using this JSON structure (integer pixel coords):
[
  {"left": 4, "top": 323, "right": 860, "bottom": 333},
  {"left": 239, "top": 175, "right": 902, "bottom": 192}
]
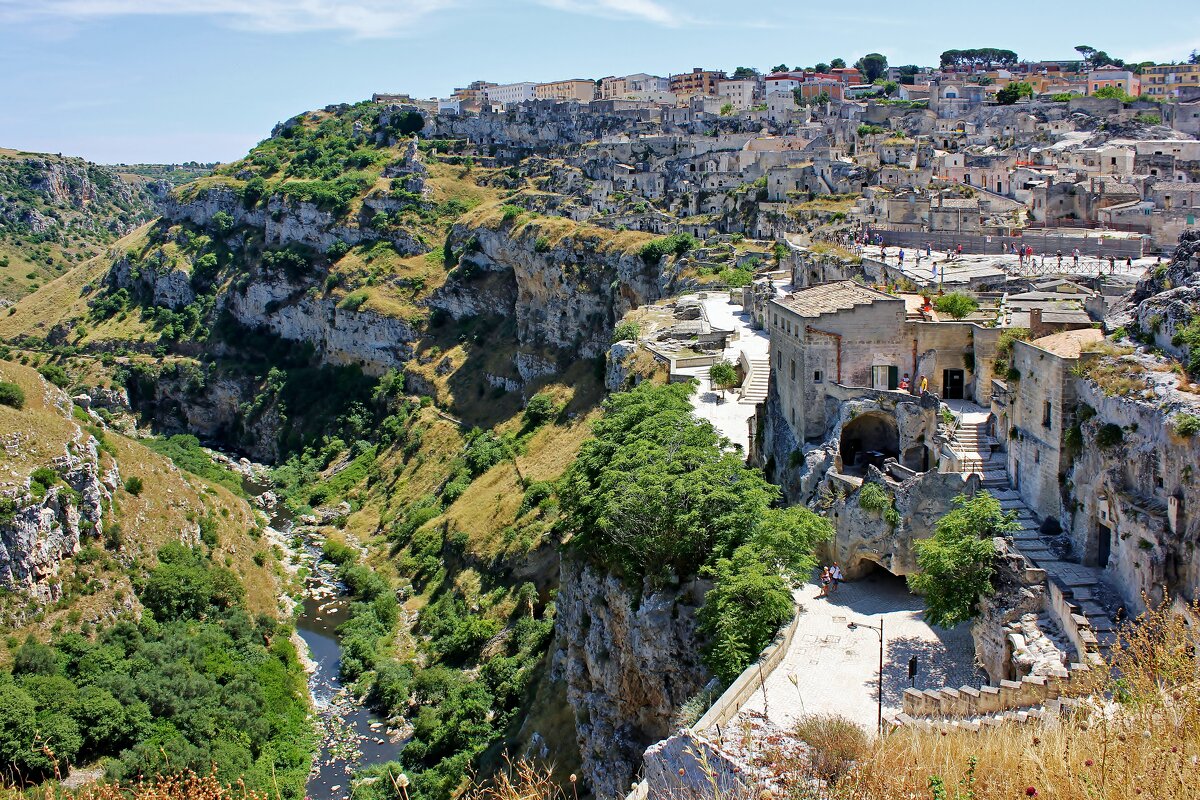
[
  {"left": 1043, "top": 401, "right": 1052, "bottom": 429},
  {"left": 813, "top": 370, "right": 823, "bottom": 383},
  {"left": 776, "top": 350, "right": 782, "bottom": 369},
  {"left": 790, "top": 359, "right": 796, "bottom": 381}
]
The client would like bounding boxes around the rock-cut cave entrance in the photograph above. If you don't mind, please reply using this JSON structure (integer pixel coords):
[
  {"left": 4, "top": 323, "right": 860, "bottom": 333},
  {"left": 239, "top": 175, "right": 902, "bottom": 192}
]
[{"left": 840, "top": 411, "right": 900, "bottom": 473}]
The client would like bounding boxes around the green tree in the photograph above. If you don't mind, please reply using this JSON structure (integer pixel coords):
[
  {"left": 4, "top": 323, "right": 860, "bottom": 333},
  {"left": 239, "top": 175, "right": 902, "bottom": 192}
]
[
  {"left": 855, "top": 53, "right": 889, "bottom": 83},
  {"left": 813, "top": 62, "right": 830, "bottom": 74},
  {"left": 719, "top": 103, "right": 734, "bottom": 116},
  {"left": 933, "top": 292, "right": 980, "bottom": 319},
  {"left": 771, "top": 63, "right": 790, "bottom": 74},
  {"left": 699, "top": 548, "right": 794, "bottom": 681},
  {"left": 612, "top": 320, "right": 640, "bottom": 343},
  {"left": 731, "top": 66, "right": 758, "bottom": 79},
  {"left": 830, "top": 58, "right": 846, "bottom": 69},
  {"left": 997, "top": 82, "right": 1035, "bottom": 104},
  {"left": 1092, "top": 85, "right": 1132, "bottom": 101},
  {"left": 907, "top": 492, "right": 1018, "bottom": 627},
  {"left": 709, "top": 360, "right": 739, "bottom": 401}
]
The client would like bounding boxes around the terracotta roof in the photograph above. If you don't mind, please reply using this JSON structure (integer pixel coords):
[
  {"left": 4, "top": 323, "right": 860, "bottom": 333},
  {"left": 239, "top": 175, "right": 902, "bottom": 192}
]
[{"left": 772, "top": 281, "right": 899, "bottom": 319}]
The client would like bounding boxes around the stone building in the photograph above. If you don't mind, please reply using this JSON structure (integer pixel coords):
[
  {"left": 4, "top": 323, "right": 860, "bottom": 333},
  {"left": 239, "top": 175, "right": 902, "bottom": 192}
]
[
  {"left": 994, "top": 329, "right": 1103, "bottom": 524},
  {"left": 765, "top": 282, "right": 999, "bottom": 457}
]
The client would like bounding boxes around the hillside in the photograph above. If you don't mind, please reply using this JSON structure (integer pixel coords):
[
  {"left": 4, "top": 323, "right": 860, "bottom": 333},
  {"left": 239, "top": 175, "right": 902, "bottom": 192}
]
[{"left": 0, "top": 149, "right": 165, "bottom": 302}]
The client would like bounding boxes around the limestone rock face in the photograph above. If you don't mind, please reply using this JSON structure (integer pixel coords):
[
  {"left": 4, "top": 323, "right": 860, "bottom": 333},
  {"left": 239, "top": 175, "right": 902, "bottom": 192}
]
[
  {"left": 436, "top": 220, "right": 680, "bottom": 362},
  {"left": 0, "top": 389, "right": 112, "bottom": 599},
  {"left": 223, "top": 276, "right": 418, "bottom": 372},
  {"left": 553, "top": 555, "right": 710, "bottom": 800}
]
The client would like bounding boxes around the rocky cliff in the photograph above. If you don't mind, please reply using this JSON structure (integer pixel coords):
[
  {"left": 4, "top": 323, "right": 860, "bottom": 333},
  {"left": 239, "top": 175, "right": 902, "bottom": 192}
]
[
  {"left": 552, "top": 555, "right": 710, "bottom": 799},
  {"left": 438, "top": 214, "right": 682, "bottom": 368},
  {"left": 0, "top": 369, "right": 115, "bottom": 599}
]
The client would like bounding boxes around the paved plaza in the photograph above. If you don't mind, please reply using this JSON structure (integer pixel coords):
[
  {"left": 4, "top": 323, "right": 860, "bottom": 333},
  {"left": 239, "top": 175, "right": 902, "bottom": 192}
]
[
  {"left": 674, "top": 291, "right": 774, "bottom": 453},
  {"left": 733, "top": 571, "right": 985, "bottom": 732}
]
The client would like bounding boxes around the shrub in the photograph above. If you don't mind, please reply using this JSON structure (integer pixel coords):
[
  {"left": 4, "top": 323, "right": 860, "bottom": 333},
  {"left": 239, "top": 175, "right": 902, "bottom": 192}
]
[
  {"left": 907, "top": 491, "right": 1016, "bottom": 627},
  {"left": 38, "top": 363, "right": 70, "bottom": 388},
  {"left": 500, "top": 204, "right": 524, "bottom": 222},
  {"left": 933, "top": 292, "right": 980, "bottom": 320},
  {"left": 340, "top": 290, "right": 369, "bottom": 311},
  {"left": 638, "top": 232, "right": 697, "bottom": 264},
  {"left": 522, "top": 393, "right": 558, "bottom": 429},
  {"left": 0, "top": 380, "right": 25, "bottom": 409},
  {"left": 1173, "top": 413, "right": 1200, "bottom": 438},
  {"left": 612, "top": 320, "right": 641, "bottom": 343},
  {"left": 532, "top": 235, "right": 551, "bottom": 253},
  {"left": 124, "top": 476, "right": 144, "bottom": 496},
  {"left": 790, "top": 714, "right": 869, "bottom": 781}
]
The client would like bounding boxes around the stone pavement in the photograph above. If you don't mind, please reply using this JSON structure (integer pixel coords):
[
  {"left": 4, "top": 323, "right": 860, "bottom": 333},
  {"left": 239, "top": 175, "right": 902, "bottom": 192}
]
[
  {"left": 674, "top": 291, "right": 772, "bottom": 453},
  {"left": 733, "top": 572, "right": 983, "bottom": 733}
]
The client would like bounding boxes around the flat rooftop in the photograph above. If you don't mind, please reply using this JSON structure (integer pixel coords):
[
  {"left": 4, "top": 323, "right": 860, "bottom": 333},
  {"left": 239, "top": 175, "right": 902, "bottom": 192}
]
[{"left": 773, "top": 280, "right": 899, "bottom": 318}]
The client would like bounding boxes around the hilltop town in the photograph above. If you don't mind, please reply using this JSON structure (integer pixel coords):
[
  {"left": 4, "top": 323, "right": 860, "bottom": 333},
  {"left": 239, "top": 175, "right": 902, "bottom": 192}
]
[{"left": 1, "top": 41, "right": 1199, "bottom": 800}]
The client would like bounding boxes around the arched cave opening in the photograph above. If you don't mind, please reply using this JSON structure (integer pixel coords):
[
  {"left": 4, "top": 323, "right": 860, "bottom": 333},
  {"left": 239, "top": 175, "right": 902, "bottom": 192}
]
[{"left": 840, "top": 411, "right": 900, "bottom": 473}]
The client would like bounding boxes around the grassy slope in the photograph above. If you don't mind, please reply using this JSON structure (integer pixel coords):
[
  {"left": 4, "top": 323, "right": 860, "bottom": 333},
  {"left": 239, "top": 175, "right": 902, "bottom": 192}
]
[{"left": 0, "top": 359, "right": 281, "bottom": 659}]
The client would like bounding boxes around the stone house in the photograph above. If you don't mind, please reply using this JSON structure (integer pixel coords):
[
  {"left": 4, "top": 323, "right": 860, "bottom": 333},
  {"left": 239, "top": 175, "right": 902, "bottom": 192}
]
[
  {"left": 766, "top": 282, "right": 999, "bottom": 457},
  {"left": 993, "top": 329, "right": 1103, "bottom": 524},
  {"left": 1166, "top": 99, "right": 1200, "bottom": 137}
]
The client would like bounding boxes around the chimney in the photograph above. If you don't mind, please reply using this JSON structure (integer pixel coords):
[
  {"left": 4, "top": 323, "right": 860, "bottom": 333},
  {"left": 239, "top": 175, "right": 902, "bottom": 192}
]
[{"left": 1029, "top": 308, "right": 1045, "bottom": 337}]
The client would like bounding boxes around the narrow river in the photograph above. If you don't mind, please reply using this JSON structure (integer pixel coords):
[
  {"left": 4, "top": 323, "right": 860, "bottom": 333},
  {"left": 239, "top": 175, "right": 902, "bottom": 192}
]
[{"left": 248, "top": 477, "right": 403, "bottom": 800}]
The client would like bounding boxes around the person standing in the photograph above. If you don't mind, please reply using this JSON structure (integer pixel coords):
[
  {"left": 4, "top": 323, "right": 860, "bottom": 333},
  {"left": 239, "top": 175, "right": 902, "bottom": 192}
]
[{"left": 831, "top": 563, "right": 844, "bottom": 593}]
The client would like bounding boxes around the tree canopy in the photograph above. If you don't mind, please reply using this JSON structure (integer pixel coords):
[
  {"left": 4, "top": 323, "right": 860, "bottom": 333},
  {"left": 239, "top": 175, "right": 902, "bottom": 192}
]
[
  {"left": 907, "top": 492, "right": 1018, "bottom": 627},
  {"left": 940, "top": 48, "right": 1019, "bottom": 69},
  {"left": 855, "top": 53, "right": 889, "bottom": 83},
  {"left": 559, "top": 381, "right": 831, "bottom": 680},
  {"left": 933, "top": 292, "right": 981, "bottom": 319}
]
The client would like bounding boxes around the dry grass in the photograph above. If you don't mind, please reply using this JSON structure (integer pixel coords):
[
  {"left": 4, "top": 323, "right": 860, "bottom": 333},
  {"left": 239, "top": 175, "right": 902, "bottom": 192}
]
[
  {"left": 1076, "top": 346, "right": 1152, "bottom": 399},
  {"left": 3, "top": 770, "right": 270, "bottom": 800},
  {"left": 831, "top": 598, "right": 1200, "bottom": 800}
]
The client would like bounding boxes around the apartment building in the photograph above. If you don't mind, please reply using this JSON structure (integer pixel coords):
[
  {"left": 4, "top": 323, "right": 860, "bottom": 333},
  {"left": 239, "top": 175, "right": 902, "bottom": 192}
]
[
  {"left": 1086, "top": 65, "right": 1140, "bottom": 97},
  {"left": 669, "top": 68, "right": 727, "bottom": 98},
  {"left": 535, "top": 79, "right": 597, "bottom": 103},
  {"left": 717, "top": 78, "right": 760, "bottom": 109},
  {"left": 485, "top": 82, "right": 538, "bottom": 108},
  {"left": 1141, "top": 63, "right": 1200, "bottom": 98}
]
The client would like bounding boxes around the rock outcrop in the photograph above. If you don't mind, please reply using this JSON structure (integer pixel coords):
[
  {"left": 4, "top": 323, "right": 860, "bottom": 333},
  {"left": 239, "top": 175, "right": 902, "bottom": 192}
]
[
  {"left": 0, "top": 385, "right": 113, "bottom": 599},
  {"left": 552, "top": 555, "right": 710, "bottom": 799}
]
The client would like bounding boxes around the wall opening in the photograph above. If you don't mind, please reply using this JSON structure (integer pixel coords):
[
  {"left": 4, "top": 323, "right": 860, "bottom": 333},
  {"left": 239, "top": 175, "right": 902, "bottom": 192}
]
[{"left": 840, "top": 411, "right": 900, "bottom": 472}]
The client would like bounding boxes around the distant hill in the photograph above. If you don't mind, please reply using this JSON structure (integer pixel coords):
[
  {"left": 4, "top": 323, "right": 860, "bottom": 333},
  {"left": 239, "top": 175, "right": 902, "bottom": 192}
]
[{"left": 0, "top": 148, "right": 165, "bottom": 302}]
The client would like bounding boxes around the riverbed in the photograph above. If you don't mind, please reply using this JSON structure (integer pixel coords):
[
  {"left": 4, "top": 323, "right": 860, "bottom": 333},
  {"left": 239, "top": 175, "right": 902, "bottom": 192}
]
[{"left": 248, "top": 475, "right": 404, "bottom": 800}]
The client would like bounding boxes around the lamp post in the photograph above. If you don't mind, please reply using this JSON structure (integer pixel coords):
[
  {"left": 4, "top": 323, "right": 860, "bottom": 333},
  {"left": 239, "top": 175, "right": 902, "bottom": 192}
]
[{"left": 848, "top": 618, "right": 885, "bottom": 734}]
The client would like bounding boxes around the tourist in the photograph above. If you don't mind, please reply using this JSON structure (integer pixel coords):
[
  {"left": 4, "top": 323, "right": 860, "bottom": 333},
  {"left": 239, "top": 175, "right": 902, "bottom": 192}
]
[
  {"left": 818, "top": 566, "right": 832, "bottom": 598},
  {"left": 899, "top": 373, "right": 911, "bottom": 391},
  {"left": 926, "top": 241, "right": 933, "bottom": 257},
  {"left": 919, "top": 375, "right": 929, "bottom": 393},
  {"left": 831, "top": 564, "right": 844, "bottom": 592},
  {"left": 898, "top": 248, "right": 905, "bottom": 265},
  {"left": 1073, "top": 248, "right": 1081, "bottom": 267},
  {"left": 956, "top": 243, "right": 963, "bottom": 256},
  {"left": 1056, "top": 249, "right": 1063, "bottom": 268},
  {"left": 1126, "top": 256, "right": 1133, "bottom": 270}
]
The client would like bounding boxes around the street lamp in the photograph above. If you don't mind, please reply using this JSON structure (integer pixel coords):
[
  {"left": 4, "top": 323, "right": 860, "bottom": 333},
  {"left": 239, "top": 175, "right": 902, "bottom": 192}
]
[{"left": 847, "top": 618, "right": 885, "bottom": 734}]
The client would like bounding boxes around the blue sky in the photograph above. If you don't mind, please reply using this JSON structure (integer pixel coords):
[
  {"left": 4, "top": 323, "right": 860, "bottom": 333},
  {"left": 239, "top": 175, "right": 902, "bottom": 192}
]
[{"left": 1, "top": 0, "right": 1196, "bottom": 164}]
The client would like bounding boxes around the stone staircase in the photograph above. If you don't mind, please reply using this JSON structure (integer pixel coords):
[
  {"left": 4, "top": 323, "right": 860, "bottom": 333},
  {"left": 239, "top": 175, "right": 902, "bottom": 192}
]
[
  {"left": 894, "top": 406, "right": 1123, "bottom": 730},
  {"left": 890, "top": 696, "right": 1081, "bottom": 733},
  {"left": 739, "top": 357, "right": 770, "bottom": 405}
]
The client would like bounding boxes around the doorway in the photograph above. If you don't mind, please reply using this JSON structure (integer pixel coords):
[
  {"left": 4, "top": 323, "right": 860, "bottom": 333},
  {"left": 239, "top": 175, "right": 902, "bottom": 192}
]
[
  {"left": 1097, "top": 524, "right": 1112, "bottom": 569},
  {"left": 943, "top": 369, "right": 965, "bottom": 400}
]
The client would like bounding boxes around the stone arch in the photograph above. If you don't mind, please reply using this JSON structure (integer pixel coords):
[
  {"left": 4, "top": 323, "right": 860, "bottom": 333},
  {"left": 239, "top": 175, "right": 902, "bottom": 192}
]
[{"left": 840, "top": 411, "right": 900, "bottom": 471}]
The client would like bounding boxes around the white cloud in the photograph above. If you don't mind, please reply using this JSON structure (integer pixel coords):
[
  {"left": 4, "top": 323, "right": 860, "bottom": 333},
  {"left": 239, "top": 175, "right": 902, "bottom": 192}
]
[
  {"left": 0, "top": 0, "right": 459, "bottom": 38},
  {"left": 0, "top": 0, "right": 695, "bottom": 35},
  {"left": 536, "top": 0, "right": 682, "bottom": 26}
]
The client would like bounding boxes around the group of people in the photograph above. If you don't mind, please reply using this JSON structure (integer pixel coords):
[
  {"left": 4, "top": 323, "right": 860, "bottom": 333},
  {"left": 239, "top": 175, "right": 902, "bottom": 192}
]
[
  {"left": 897, "top": 372, "right": 928, "bottom": 394},
  {"left": 817, "top": 563, "right": 844, "bottom": 597}
]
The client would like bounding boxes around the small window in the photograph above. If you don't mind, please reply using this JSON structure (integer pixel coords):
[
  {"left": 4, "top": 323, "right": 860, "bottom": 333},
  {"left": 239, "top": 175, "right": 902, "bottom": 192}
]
[
  {"left": 791, "top": 359, "right": 796, "bottom": 381},
  {"left": 776, "top": 350, "right": 782, "bottom": 369},
  {"left": 813, "top": 370, "right": 823, "bottom": 383},
  {"left": 1043, "top": 401, "right": 1053, "bottom": 428}
]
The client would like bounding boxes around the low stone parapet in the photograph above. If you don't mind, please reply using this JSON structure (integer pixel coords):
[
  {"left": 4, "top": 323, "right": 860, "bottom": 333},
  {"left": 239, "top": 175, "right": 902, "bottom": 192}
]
[{"left": 901, "top": 662, "right": 1089, "bottom": 719}]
